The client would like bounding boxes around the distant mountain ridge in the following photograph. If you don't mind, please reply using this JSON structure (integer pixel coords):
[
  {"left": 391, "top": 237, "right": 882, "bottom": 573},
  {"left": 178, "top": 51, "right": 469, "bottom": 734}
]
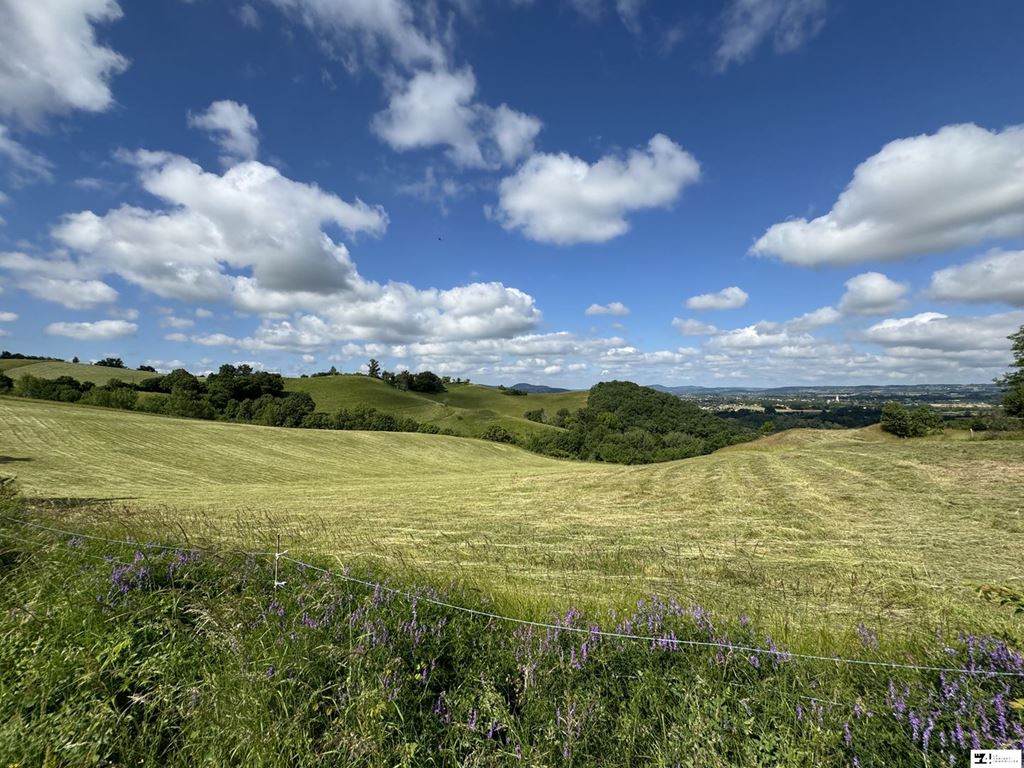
[{"left": 509, "top": 383, "right": 571, "bottom": 393}]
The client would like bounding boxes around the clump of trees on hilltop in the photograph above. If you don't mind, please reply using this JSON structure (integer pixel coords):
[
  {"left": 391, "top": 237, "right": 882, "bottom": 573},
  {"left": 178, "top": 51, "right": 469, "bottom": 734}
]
[
  {"left": 364, "top": 359, "right": 448, "bottom": 394},
  {"left": 526, "top": 381, "right": 753, "bottom": 464}
]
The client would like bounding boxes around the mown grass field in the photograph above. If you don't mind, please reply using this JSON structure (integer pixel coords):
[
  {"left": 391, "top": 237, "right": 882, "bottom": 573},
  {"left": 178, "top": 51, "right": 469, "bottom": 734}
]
[
  {"left": 286, "top": 375, "right": 587, "bottom": 438},
  {"left": 2, "top": 395, "right": 1021, "bottom": 653},
  {"left": 0, "top": 359, "right": 155, "bottom": 384}
]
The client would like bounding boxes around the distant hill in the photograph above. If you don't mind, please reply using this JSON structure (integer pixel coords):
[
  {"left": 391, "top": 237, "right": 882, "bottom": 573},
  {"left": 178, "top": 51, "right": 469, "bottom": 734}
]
[
  {"left": 509, "top": 383, "right": 570, "bottom": 393},
  {"left": 647, "top": 383, "right": 1002, "bottom": 402},
  {"left": 0, "top": 359, "right": 156, "bottom": 385},
  {"left": 286, "top": 374, "right": 588, "bottom": 441}
]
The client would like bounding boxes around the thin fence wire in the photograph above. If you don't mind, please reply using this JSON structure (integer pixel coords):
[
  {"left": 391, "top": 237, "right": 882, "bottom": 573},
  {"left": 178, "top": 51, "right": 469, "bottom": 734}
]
[{"left": 3, "top": 516, "right": 1023, "bottom": 680}]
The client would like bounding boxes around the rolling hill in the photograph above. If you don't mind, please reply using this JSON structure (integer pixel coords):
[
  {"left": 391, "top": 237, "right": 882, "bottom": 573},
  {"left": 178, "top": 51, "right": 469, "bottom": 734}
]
[
  {"left": 0, "top": 359, "right": 156, "bottom": 385},
  {"left": 2, "top": 395, "right": 1021, "bottom": 648},
  {"left": 285, "top": 374, "right": 588, "bottom": 439}
]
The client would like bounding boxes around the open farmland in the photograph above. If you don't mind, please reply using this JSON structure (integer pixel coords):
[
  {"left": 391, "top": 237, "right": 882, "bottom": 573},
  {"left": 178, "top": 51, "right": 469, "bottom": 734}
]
[{"left": 2, "top": 395, "right": 1021, "bottom": 651}]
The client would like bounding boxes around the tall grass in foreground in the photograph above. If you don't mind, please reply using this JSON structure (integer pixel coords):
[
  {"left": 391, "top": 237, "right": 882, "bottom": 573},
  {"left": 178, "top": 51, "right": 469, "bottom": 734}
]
[{"left": 0, "top": 497, "right": 1021, "bottom": 766}]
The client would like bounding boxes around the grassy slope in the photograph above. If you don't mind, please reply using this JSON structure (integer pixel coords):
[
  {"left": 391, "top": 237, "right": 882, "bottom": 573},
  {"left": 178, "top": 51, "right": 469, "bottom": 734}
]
[
  {"left": 286, "top": 375, "right": 588, "bottom": 438},
  {"left": 2, "top": 395, "right": 1022, "bottom": 648},
  {"left": 0, "top": 359, "right": 155, "bottom": 384}
]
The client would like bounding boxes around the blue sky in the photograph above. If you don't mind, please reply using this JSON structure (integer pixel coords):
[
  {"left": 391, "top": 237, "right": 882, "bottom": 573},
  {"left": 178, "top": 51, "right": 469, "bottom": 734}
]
[{"left": 0, "top": 0, "right": 1022, "bottom": 387}]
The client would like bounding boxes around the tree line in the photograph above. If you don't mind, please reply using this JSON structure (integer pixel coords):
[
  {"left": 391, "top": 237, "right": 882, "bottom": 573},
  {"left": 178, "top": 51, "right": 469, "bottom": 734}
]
[{"left": 0, "top": 364, "right": 449, "bottom": 435}]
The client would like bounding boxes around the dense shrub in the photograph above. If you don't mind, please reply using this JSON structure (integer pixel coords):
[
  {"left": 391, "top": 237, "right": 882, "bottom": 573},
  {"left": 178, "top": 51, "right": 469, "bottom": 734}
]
[
  {"left": 13, "top": 374, "right": 93, "bottom": 403},
  {"left": 0, "top": 373, "right": 12, "bottom": 394},
  {"left": 79, "top": 380, "right": 139, "bottom": 410},
  {"left": 94, "top": 357, "right": 125, "bottom": 369},
  {"left": 880, "top": 402, "right": 941, "bottom": 438},
  {"left": 481, "top": 425, "right": 517, "bottom": 444}
]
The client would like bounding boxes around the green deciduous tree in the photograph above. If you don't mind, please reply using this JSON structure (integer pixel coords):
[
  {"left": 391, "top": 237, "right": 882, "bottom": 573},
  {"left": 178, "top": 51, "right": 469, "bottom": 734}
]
[
  {"left": 880, "top": 401, "right": 940, "bottom": 438},
  {"left": 999, "top": 324, "right": 1024, "bottom": 417}
]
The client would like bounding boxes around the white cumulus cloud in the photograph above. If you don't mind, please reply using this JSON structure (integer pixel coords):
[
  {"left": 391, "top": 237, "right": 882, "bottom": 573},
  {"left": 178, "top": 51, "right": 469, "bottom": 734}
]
[
  {"left": 863, "top": 311, "right": 1024, "bottom": 352},
  {"left": 188, "top": 100, "right": 260, "bottom": 166},
  {"left": 372, "top": 67, "right": 540, "bottom": 168},
  {"left": 785, "top": 306, "right": 841, "bottom": 330},
  {"left": 46, "top": 319, "right": 137, "bottom": 340},
  {"left": 710, "top": 324, "right": 813, "bottom": 349},
  {"left": 838, "top": 272, "right": 908, "bottom": 316},
  {"left": 52, "top": 149, "right": 387, "bottom": 302},
  {"left": 585, "top": 302, "right": 630, "bottom": 317},
  {"left": 672, "top": 318, "right": 719, "bottom": 336},
  {"left": 2, "top": 140, "right": 545, "bottom": 348},
  {"left": 929, "top": 249, "right": 1024, "bottom": 307},
  {"left": 686, "top": 286, "right": 748, "bottom": 311},
  {"left": 0, "top": 0, "right": 128, "bottom": 128},
  {"left": 752, "top": 124, "right": 1024, "bottom": 266},
  {"left": 495, "top": 134, "right": 700, "bottom": 244}
]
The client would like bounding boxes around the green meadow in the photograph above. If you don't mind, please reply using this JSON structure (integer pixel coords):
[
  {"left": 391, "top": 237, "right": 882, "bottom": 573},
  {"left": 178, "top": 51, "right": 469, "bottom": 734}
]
[
  {"left": 2, "top": 395, "right": 1021, "bottom": 652},
  {"left": 286, "top": 374, "right": 587, "bottom": 439},
  {"left": 0, "top": 358, "right": 156, "bottom": 385}
]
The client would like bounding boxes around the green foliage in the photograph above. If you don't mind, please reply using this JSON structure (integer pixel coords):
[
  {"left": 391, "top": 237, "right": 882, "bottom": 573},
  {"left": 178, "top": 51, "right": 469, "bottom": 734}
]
[
  {"left": 367, "top": 358, "right": 381, "bottom": 378},
  {"left": 524, "top": 408, "right": 546, "bottom": 423},
  {"left": 0, "top": 372, "right": 12, "bottom": 394},
  {"left": 94, "top": 356, "right": 126, "bottom": 368},
  {"left": 79, "top": 380, "right": 139, "bottom": 410},
  {"left": 205, "top": 364, "right": 284, "bottom": 409},
  {"left": 1003, "top": 385, "right": 1024, "bottom": 418},
  {"left": 880, "top": 402, "right": 941, "bottom": 438},
  {"left": 529, "top": 381, "right": 753, "bottom": 464},
  {"left": 384, "top": 369, "right": 447, "bottom": 394},
  {"left": 162, "top": 368, "right": 205, "bottom": 396},
  {"left": 481, "top": 424, "right": 517, "bottom": 443},
  {"left": 1, "top": 351, "right": 62, "bottom": 361},
  {"left": 498, "top": 385, "right": 527, "bottom": 396},
  {"left": 999, "top": 325, "right": 1024, "bottom": 416},
  {"left": 13, "top": 374, "right": 93, "bottom": 402}
]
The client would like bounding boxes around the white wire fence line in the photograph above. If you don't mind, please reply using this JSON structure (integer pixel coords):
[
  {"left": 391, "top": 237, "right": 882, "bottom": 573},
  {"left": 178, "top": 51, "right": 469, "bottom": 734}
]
[
  {"left": 0, "top": 515, "right": 956, "bottom": 637},
  {"left": 3, "top": 516, "right": 1023, "bottom": 680},
  {"left": 4, "top": 501, "right": 969, "bottom": 635}
]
